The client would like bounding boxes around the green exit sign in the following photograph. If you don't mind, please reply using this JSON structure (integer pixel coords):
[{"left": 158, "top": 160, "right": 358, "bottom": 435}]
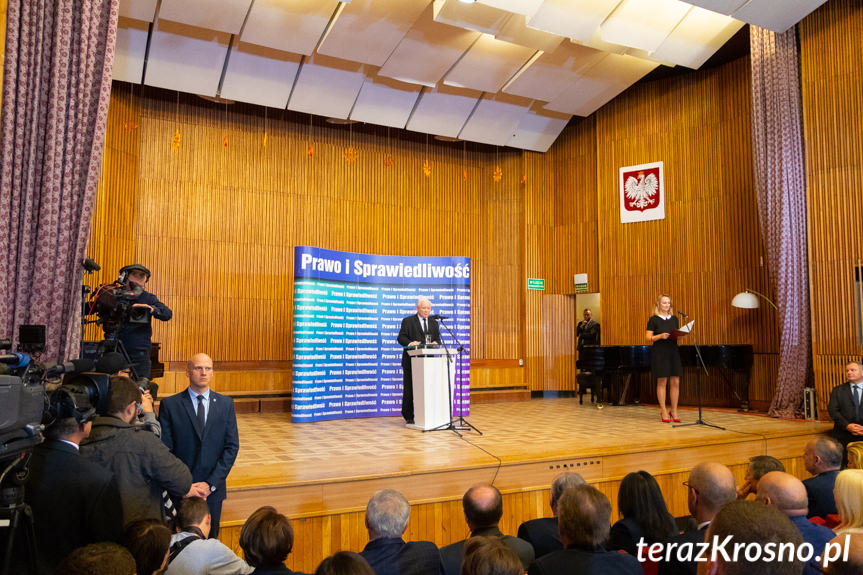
[{"left": 528, "top": 278, "right": 545, "bottom": 290}]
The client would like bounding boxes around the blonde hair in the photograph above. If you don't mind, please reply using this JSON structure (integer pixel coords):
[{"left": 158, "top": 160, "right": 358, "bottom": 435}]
[
  {"left": 653, "top": 294, "right": 673, "bottom": 317},
  {"left": 848, "top": 442, "right": 863, "bottom": 470},
  {"left": 835, "top": 469, "right": 863, "bottom": 530}
]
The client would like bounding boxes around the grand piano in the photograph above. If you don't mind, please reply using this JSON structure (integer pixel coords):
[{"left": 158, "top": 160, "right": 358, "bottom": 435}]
[{"left": 575, "top": 344, "right": 753, "bottom": 409}]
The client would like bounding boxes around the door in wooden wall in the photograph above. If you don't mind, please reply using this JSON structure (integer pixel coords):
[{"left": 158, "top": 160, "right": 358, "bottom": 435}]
[{"left": 542, "top": 294, "right": 577, "bottom": 392}]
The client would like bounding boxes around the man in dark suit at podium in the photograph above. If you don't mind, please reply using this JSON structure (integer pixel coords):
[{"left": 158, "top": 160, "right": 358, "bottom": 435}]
[{"left": 397, "top": 298, "right": 440, "bottom": 425}]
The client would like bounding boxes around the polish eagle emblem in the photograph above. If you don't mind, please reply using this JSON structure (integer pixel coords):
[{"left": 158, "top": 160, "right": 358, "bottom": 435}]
[{"left": 624, "top": 170, "right": 659, "bottom": 211}]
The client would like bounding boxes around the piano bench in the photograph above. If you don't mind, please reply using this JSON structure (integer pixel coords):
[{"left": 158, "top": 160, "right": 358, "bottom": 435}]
[{"left": 576, "top": 372, "right": 603, "bottom": 405}]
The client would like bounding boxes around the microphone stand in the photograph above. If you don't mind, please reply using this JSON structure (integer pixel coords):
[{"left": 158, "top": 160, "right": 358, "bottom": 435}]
[
  {"left": 428, "top": 317, "right": 481, "bottom": 435},
  {"left": 673, "top": 312, "right": 724, "bottom": 431}
]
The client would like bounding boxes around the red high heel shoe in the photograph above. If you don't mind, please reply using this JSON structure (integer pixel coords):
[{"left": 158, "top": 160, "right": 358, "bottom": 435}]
[
  {"left": 660, "top": 411, "right": 671, "bottom": 423},
  {"left": 670, "top": 412, "right": 681, "bottom": 423}
]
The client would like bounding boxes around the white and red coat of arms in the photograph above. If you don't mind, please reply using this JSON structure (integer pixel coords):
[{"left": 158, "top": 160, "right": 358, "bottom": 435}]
[{"left": 619, "top": 161, "right": 665, "bottom": 224}]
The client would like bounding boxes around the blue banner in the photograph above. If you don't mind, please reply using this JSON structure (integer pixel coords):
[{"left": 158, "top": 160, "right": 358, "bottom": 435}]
[{"left": 292, "top": 246, "right": 471, "bottom": 422}]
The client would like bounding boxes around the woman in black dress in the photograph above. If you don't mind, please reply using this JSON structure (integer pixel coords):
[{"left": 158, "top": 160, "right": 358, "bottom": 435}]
[{"left": 645, "top": 294, "right": 681, "bottom": 423}]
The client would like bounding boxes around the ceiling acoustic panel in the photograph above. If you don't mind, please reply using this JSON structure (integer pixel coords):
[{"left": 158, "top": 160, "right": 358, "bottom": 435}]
[
  {"left": 682, "top": 0, "right": 747, "bottom": 14},
  {"left": 599, "top": 0, "right": 691, "bottom": 53},
  {"left": 158, "top": 0, "right": 251, "bottom": 35},
  {"left": 119, "top": 0, "right": 157, "bottom": 21},
  {"left": 350, "top": 76, "right": 422, "bottom": 128},
  {"left": 476, "top": 0, "right": 545, "bottom": 18},
  {"left": 495, "top": 14, "right": 564, "bottom": 53},
  {"left": 507, "top": 102, "right": 571, "bottom": 152},
  {"left": 241, "top": 0, "right": 340, "bottom": 56},
  {"left": 458, "top": 92, "right": 532, "bottom": 146},
  {"left": 527, "top": 0, "right": 620, "bottom": 43},
  {"left": 731, "top": 0, "right": 828, "bottom": 33},
  {"left": 317, "top": 0, "right": 430, "bottom": 67},
  {"left": 220, "top": 42, "right": 302, "bottom": 109},
  {"left": 113, "top": 16, "right": 150, "bottom": 83},
  {"left": 378, "top": 3, "right": 480, "bottom": 87},
  {"left": 288, "top": 53, "right": 369, "bottom": 119},
  {"left": 145, "top": 19, "right": 232, "bottom": 96},
  {"left": 443, "top": 34, "right": 536, "bottom": 93},
  {"left": 503, "top": 41, "right": 605, "bottom": 102},
  {"left": 432, "top": 0, "right": 513, "bottom": 36},
  {"left": 651, "top": 7, "right": 744, "bottom": 69},
  {"left": 406, "top": 84, "right": 483, "bottom": 138}
]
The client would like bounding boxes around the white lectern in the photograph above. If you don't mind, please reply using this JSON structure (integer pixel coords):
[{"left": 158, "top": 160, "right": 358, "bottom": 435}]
[{"left": 407, "top": 347, "right": 455, "bottom": 430}]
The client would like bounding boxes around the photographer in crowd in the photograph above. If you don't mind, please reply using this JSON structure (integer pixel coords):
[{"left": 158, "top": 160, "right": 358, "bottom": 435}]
[
  {"left": 81, "top": 375, "right": 195, "bottom": 524},
  {"left": 115, "top": 264, "right": 172, "bottom": 380}
]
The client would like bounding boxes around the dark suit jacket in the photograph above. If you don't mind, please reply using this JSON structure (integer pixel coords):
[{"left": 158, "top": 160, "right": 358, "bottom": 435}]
[
  {"left": 517, "top": 517, "right": 561, "bottom": 559},
  {"left": 803, "top": 470, "right": 840, "bottom": 518},
  {"left": 360, "top": 537, "right": 442, "bottom": 575},
  {"left": 657, "top": 525, "right": 708, "bottom": 575},
  {"left": 397, "top": 315, "right": 441, "bottom": 368},
  {"left": 159, "top": 388, "right": 240, "bottom": 501},
  {"left": 790, "top": 515, "right": 835, "bottom": 575},
  {"left": 440, "top": 527, "right": 534, "bottom": 575},
  {"left": 21, "top": 440, "right": 123, "bottom": 575},
  {"left": 827, "top": 382, "right": 863, "bottom": 445},
  {"left": 528, "top": 546, "right": 642, "bottom": 575}
]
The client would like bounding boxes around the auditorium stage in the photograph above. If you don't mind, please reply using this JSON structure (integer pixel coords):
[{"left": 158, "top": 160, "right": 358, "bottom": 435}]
[{"left": 220, "top": 398, "right": 832, "bottom": 529}]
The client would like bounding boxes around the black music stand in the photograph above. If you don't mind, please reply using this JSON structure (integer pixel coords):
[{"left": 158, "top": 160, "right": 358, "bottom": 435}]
[
  {"left": 428, "top": 318, "right": 481, "bottom": 436},
  {"left": 673, "top": 313, "right": 724, "bottom": 431}
]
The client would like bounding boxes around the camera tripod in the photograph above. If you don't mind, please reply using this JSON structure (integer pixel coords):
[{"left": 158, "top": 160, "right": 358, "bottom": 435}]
[{"left": 0, "top": 455, "right": 38, "bottom": 575}]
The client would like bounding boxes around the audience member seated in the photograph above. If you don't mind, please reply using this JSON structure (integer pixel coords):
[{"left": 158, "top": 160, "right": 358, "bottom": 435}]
[
  {"left": 359, "top": 489, "right": 441, "bottom": 575},
  {"left": 12, "top": 400, "right": 123, "bottom": 575},
  {"left": 756, "top": 471, "right": 835, "bottom": 575},
  {"left": 316, "top": 551, "right": 375, "bottom": 575},
  {"left": 609, "top": 471, "right": 677, "bottom": 557},
  {"left": 80, "top": 375, "right": 193, "bottom": 523},
  {"left": 821, "top": 532, "right": 863, "bottom": 575},
  {"left": 121, "top": 518, "right": 173, "bottom": 575},
  {"left": 736, "top": 455, "right": 785, "bottom": 500},
  {"left": 699, "top": 500, "right": 803, "bottom": 575},
  {"left": 166, "top": 496, "right": 253, "bottom": 575},
  {"left": 440, "top": 484, "right": 535, "bottom": 575},
  {"left": 461, "top": 536, "right": 523, "bottom": 575},
  {"left": 240, "top": 505, "right": 299, "bottom": 574},
  {"left": 846, "top": 441, "right": 863, "bottom": 469},
  {"left": 803, "top": 437, "right": 843, "bottom": 518},
  {"left": 517, "top": 472, "right": 585, "bottom": 559},
  {"left": 528, "top": 484, "right": 641, "bottom": 575},
  {"left": 54, "top": 542, "right": 137, "bottom": 575},
  {"left": 833, "top": 469, "right": 863, "bottom": 536},
  {"left": 658, "top": 462, "right": 736, "bottom": 575}
]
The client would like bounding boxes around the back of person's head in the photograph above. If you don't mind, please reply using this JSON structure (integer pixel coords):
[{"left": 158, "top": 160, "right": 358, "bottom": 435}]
[
  {"left": 315, "top": 551, "right": 375, "bottom": 575},
  {"left": 617, "top": 470, "right": 676, "bottom": 543},
  {"left": 460, "top": 536, "right": 523, "bottom": 575},
  {"left": 707, "top": 500, "right": 803, "bottom": 575},
  {"left": 756, "top": 471, "right": 809, "bottom": 516},
  {"left": 550, "top": 472, "right": 586, "bottom": 512},
  {"left": 108, "top": 375, "right": 142, "bottom": 415},
  {"left": 846, "top": 442, "right": 863, "bottom": 469},
  {"left": 749, "top": 455, "right": 785, "bottom": 480},
  {"left": 688, "top": 462, "right": 736, "bottom": 515},
  {"left": 365, "top": 489, "right": 410, "bottom": 539},
  {"left": 463, "top": 484, "right": 503, "bottom": 530},
  {"left": 121, "top": 518, "right": 172, "bottom": 575},
  {"left": 834, "top": 469, "right": 863, "bottom": 530},
  {"left": 557, "top": 484, "right": 611, "bottom": 549},
  {"left": 55, "top": 542, "right": 137, "bottom": 575},
  {"left": 813, "top": 436, "right": 844, "bottom": 469},
  {"left": 240, "top": 506, "right": 294, "bottom": 567},
  {"left": 43, "top": 416, "right": 83, "bottom": 441},
  {"left": 178, "top": 496, "right": 211, "bottom": 531}
]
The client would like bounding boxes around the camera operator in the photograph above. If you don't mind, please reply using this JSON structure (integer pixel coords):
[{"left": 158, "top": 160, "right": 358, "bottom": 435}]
[
  {"left": 116, "top": 264, "right": 172, "bottom": 380},
  {"left": 14, "top": 391, "right": 124, "bottom": 575},
  {"left": 95, "top": 351, "right": 161, "bottom": 437},
  {"left": 80, "top": 375, "right": 194, "bottom": 525}
]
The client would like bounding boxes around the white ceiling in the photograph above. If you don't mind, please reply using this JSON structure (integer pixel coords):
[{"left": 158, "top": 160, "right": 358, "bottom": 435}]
[{"left": 114, "top": 0, "right": 827, "bottom": 152}]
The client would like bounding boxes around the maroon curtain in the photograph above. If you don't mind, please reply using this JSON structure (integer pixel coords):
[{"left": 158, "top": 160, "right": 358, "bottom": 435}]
[
  {"left": 750, "top": 26, "right": 811, "bottom": 418},
  {"left": 0, "top": 0, "right": 118, "bottom": 361}
]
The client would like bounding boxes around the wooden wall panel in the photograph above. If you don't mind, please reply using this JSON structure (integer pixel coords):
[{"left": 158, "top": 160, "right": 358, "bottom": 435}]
[
  {"left": 541, "top": 295, "right": 577, "bottom": 392},
  {"left": 592, "top": 57, "right": 779, "bottom": 399},
  {"left": 800, "top": 0, "right": 863, "bottom": 415}
]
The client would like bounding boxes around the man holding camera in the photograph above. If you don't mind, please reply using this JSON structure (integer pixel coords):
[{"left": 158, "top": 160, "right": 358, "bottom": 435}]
[{"left": 116, "top": 264, "right": 172, "bottom": 379}]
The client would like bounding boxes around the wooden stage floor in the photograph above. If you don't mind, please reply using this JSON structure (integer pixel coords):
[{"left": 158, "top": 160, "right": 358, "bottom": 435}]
[{"left": 221, "top": 398, "right": 832, "bottom": 527}]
